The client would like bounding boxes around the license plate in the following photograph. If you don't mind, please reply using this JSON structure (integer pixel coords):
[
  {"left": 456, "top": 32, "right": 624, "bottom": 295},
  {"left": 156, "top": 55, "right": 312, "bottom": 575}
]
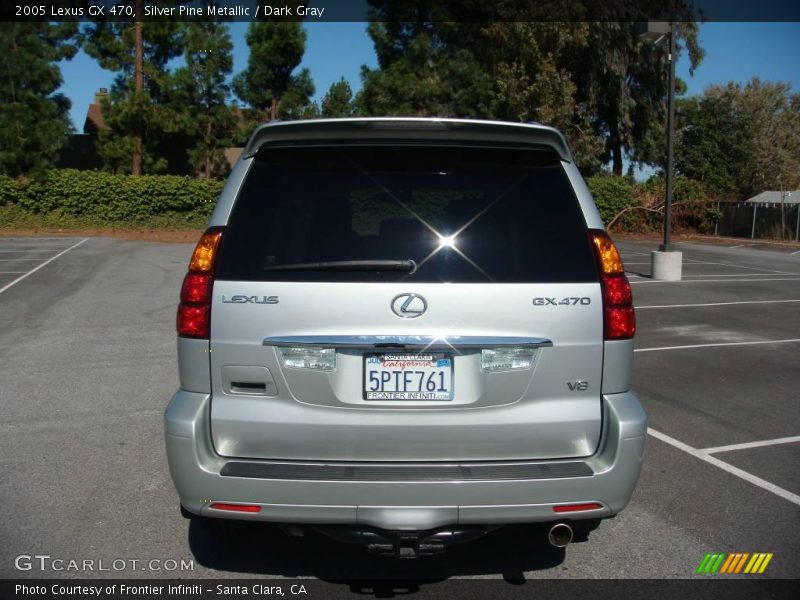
[{"left": 363, "top": 353, "right": 453, "bottom": 400}]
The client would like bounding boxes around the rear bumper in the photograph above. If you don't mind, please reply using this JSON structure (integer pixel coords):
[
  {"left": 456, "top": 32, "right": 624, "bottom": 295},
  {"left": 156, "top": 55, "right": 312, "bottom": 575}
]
[{"left": 164, "top": 391, "right": 647, "bottom": 530}]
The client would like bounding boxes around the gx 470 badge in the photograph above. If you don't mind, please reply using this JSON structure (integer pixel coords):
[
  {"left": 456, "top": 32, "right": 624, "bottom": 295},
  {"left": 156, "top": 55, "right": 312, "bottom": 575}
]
[{"left": 532, "top": 297, "right": 591, "bottom": 306}]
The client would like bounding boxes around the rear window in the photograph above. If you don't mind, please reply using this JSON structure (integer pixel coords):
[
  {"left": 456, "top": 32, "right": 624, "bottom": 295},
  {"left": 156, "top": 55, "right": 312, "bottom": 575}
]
[{"left": 216, "top": 145, "right": 597, "bottom": 283}]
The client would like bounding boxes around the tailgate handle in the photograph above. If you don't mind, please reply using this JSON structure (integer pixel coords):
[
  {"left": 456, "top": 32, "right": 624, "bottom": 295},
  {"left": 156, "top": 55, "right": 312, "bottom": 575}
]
[
  {"left": 231, "top": 382, "right": 267, "bottom": 394},
  {"left": 221, "top": 366, "right": 278, "bottom": 396}
]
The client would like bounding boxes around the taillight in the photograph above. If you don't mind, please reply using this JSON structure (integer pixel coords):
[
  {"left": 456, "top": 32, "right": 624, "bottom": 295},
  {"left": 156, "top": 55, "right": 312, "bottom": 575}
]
[
  {"left": 589, "top": 230, "right": 635, "bottom": 340},
  {"left": 177, "top": 227, "right": 224, "bottom": 339}
]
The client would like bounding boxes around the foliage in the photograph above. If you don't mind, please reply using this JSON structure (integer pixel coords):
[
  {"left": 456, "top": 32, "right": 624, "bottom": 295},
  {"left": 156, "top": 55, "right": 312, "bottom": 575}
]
[
  {"left": 357, "top": 8, "right": 705, "bottom": 176},
  {"left": 81, "top": 15, "right": 184, "bottom": 174},
  {"left": 0, "top": 170, "right": 221, "bottom": 224},
  {"left": 676, "top": 78, "right": 800, "bottom": 199},
  {"left": 0, "top": 23, "right": 79, "bottom": 177},
  {"left": 232, "top": 17, "right": 314, "bottom": 120},
  {"left": 357, "top": 21, "right": 494, "bottom": 117},
  {"left": 171, "top": 23, "right": 236, "bottom": 178},
  {"left": 586, "top": 175, "right": 636, "bottom": 226},
  {"left": 637, "top": 174, "right": 715, "bottom": 233},
  {"left": 321, "top": 78, "right": 357, "bottom": 118}
]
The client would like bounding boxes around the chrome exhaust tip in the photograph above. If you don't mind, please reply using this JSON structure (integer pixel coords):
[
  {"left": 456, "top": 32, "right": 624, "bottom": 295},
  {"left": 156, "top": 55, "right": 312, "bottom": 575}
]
[{"left": 547, "top": 522, "right": 574, "bottom": 548}]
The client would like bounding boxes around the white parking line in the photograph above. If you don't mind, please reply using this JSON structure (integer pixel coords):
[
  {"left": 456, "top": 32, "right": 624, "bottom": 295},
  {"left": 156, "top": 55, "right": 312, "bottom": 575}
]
[
  {"left": 636, "top": 299, "right": 800, "bottom": 309},
  {"left": 728, "top": 244, "right": 746, "bottom": 249},
  {"left": 0, "top": 250, "right": 74, "bottom": 253},
  {"left": 635, "top": 339, "right": 800, "bottom": 353},
  {"left": 683, "top": 260, "right": 728, "bottom": 264},
  {"left": 647, "top": 428, "right": 800, "bottom": 507},
  {"left": 702, "top": 435, "right": 800, "bottom": 455},
  {"left": 631, "top": 277, "right": 800, "bottom": 284},
  {"left": 0, "top": 271, "right": 28, "bottom": 274},
  {"left": 0, "top": 258, "right": 61, "bottom": 261},
  {"left": 683, "top": 259, "right": 797, "bottom": 275},
  {"left": 0, "top": 238, "right": 88, "bottom": 295},
  {"left": 0, "top": 237, "right": 84, "bottom": 241},
  {"left": 680, "top": 273, "right": 794, "bottom": 278}
]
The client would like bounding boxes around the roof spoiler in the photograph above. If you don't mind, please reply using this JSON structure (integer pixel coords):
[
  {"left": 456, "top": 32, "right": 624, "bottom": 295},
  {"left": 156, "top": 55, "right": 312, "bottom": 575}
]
[{"left": 243, "top": 118, "right": 573, "bottom": 162}]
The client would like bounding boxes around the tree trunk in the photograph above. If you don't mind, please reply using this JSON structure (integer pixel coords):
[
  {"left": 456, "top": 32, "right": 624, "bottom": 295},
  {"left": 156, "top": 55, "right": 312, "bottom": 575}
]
[
  {"left": 204, "top": 121, "right": 212, "bottom": 179},
  {"left": 611, "top": 141, "right": 623, "bottom": 176},
  {"left": 132, "top": 0, "right": 144, "bottom": 176},
  {"left": 269, "top": 97, "right": 279, "bottom": 121}
]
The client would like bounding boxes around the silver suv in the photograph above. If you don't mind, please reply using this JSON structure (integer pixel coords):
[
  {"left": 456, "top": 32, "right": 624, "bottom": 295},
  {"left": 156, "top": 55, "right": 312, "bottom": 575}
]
[{"left": 165, "top": 118, "right": 647, "bottom": 557}]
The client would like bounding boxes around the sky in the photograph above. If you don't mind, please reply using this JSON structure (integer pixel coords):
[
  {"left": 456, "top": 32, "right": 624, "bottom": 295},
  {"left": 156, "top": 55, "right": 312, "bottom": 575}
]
[{"left": 58, "top": 22, "right": 800, "bottom": 132}]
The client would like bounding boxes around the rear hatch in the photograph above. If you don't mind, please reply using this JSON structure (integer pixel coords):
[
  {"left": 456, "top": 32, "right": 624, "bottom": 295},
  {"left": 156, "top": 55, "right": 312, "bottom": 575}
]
[{"left": 209, "top": 144, "right": 603, "bottom": 462}]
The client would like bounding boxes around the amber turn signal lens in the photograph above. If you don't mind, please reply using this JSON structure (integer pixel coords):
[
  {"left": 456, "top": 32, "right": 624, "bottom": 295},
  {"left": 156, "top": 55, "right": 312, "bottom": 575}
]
[
  {"left": 189, "top": 228, "right": 224, "bottom": 273},
  {"left": 590, "top": 231, "right": 625, "bottom": 275}
]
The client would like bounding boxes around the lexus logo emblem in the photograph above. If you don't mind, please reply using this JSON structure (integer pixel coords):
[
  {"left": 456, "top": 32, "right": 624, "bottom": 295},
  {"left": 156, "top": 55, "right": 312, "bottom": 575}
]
[{"left": 391, "top": 293, "right": 428, "bottom": 318}]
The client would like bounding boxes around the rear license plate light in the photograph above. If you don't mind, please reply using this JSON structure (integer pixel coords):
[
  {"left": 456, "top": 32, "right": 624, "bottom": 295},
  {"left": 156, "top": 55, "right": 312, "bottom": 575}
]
[
  {"left": 278, "top": 347, "right": 336, "bottom": 371},
  {"left": 480, "top": 347, "right": 537, "bottom": 372}
]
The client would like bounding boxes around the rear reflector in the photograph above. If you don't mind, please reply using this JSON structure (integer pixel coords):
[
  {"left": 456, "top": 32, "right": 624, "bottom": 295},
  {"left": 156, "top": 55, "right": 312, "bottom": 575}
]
[
  {"left": 553, "top": 502, "right": 603, "bottom": 513},
  {"left": 209, "top": 503, "right": 261, "bottom": 513},
  {"left": 177, "top": 227, "right": 225, "bottom": 339},
  {"left": 589, "top": 230, "right": 636, "bottom": 340}
]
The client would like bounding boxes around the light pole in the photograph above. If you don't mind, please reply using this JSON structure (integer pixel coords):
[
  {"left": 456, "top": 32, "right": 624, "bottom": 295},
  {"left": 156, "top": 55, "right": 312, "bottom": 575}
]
[
  {"left": 663, "top": 22, "right": 676, "bottom": 251},
  {"left": 636, "top": 21, "right": 683, "bottom": 280}
]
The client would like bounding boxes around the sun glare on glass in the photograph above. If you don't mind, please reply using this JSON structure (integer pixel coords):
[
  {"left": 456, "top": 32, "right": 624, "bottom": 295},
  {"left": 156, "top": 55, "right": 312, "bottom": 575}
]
[{"left": 438, "top": 235, "right": 457, "bottom": 249}]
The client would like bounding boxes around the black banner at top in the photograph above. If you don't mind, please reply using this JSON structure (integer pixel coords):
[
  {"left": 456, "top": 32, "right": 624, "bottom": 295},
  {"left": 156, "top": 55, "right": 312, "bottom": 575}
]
[{"left": 3, "top": 0, "right": 800, "bottom": 22}]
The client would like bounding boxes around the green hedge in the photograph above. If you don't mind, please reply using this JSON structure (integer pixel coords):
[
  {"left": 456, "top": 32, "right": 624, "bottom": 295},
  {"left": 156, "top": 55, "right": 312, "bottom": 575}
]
[
  {"left": 585, "top": 175, "right": 636, "bottom": 226},
  {"left": 0, "top": 170, "right": 223, "bottom": 224}
]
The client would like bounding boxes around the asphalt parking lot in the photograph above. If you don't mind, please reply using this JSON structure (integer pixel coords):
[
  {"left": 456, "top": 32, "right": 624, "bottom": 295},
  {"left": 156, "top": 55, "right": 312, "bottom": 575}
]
[{"left": 0, "top": 235, "right": 798, "bottom": 584}]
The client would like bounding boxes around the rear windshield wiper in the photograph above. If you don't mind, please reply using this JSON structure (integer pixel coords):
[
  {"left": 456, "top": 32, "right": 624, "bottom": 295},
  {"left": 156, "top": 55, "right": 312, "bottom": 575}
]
[{"left": 263, "top": 259, "right": 417, "bottom": 273}]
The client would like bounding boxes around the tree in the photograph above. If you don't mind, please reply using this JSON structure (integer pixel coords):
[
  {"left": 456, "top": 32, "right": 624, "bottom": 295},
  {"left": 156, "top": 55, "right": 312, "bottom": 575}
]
[
  {"left": 357, "top": 6, "right": 704, "bottom": 175},
  {"left": 171, "top": 23, "right": 235, "bottom": 178},
  {"left": 676, "top": 79, "right": 800, "bottom": 200},
  {"left": 82, "top": 8, "right": 183, "bottom": 174},
  {"left": 739, "top": 79, "right": 800, "bottom": 199},
  {"left": 571, "top": 22, "right": 704, "bottom": 175},
  {"left": 233, "top": 20, "right": 314, "bottom": 121},
  {"left": 358, "top": 20, "right": 494, "bottom": 117},
  {"left": 475, "top": 22, "right": 606, "bottom": 172},
  {"left": 321, "top": 78, "right": 356, "bottom": 117},
  {"left": 0, "top": 23, "right": 79, "bottom": 177},
  {"left": 675, "top": 90, "right": 749, "bottom": 196}
]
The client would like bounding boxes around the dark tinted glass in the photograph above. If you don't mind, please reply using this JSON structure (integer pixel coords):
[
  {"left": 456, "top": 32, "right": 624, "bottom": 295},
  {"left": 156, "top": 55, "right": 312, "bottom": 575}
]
[{"left": 217, "top": 146, "right": 598, "bottom": 283}]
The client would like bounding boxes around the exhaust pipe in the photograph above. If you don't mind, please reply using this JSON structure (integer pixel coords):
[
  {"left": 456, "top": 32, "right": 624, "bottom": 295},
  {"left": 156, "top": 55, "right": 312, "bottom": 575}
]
[{"left": 547, "top": 522, "right": 573, "bottom": 548}]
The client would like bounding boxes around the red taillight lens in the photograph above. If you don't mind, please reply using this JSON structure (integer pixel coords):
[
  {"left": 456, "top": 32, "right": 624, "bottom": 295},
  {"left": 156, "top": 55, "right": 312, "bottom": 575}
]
[
  {"left": 177, "top": 302, "right": 210, "bottom": 338},
  {"left": 589, "top": 230, "right": 636, "bottom": 340},
  {"left": 181, "top": 273, "right": 211, "bottom": 303},
  {"left": 209, "top": 502, "right": 261, "bottom": 513},
  {"left": 605, "top": 306, "right": 636, "bottom": 339},
  {"left": 553, "top": 502, "right": 603, "bottom": 513},
  {"left": 602, "top": 275, "right": 633, "bottom": 306},
  {"left": 177, "top": 227, "right": 224, "bottom": 339}
]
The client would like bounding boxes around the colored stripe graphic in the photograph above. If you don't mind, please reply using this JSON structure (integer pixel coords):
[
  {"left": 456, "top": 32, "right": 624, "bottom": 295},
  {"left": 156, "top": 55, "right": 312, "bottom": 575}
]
[
  {"left": 719, "top": 554, "right": 736, "bottom": 573},
  {"left": 734, "top": 553, "right": 750, "bottom": 573},
  {"left": 697, "top": 552, "right": 725, "bottom": 573},
  {"left": 700, "top": 552, "right": 773, "bottom": 574},
  {"left": 697, "top": 553, "right": 713, "bottom": 573},
  {"left": 758, "top": 553, "right": 773, "bottom": 573}
]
